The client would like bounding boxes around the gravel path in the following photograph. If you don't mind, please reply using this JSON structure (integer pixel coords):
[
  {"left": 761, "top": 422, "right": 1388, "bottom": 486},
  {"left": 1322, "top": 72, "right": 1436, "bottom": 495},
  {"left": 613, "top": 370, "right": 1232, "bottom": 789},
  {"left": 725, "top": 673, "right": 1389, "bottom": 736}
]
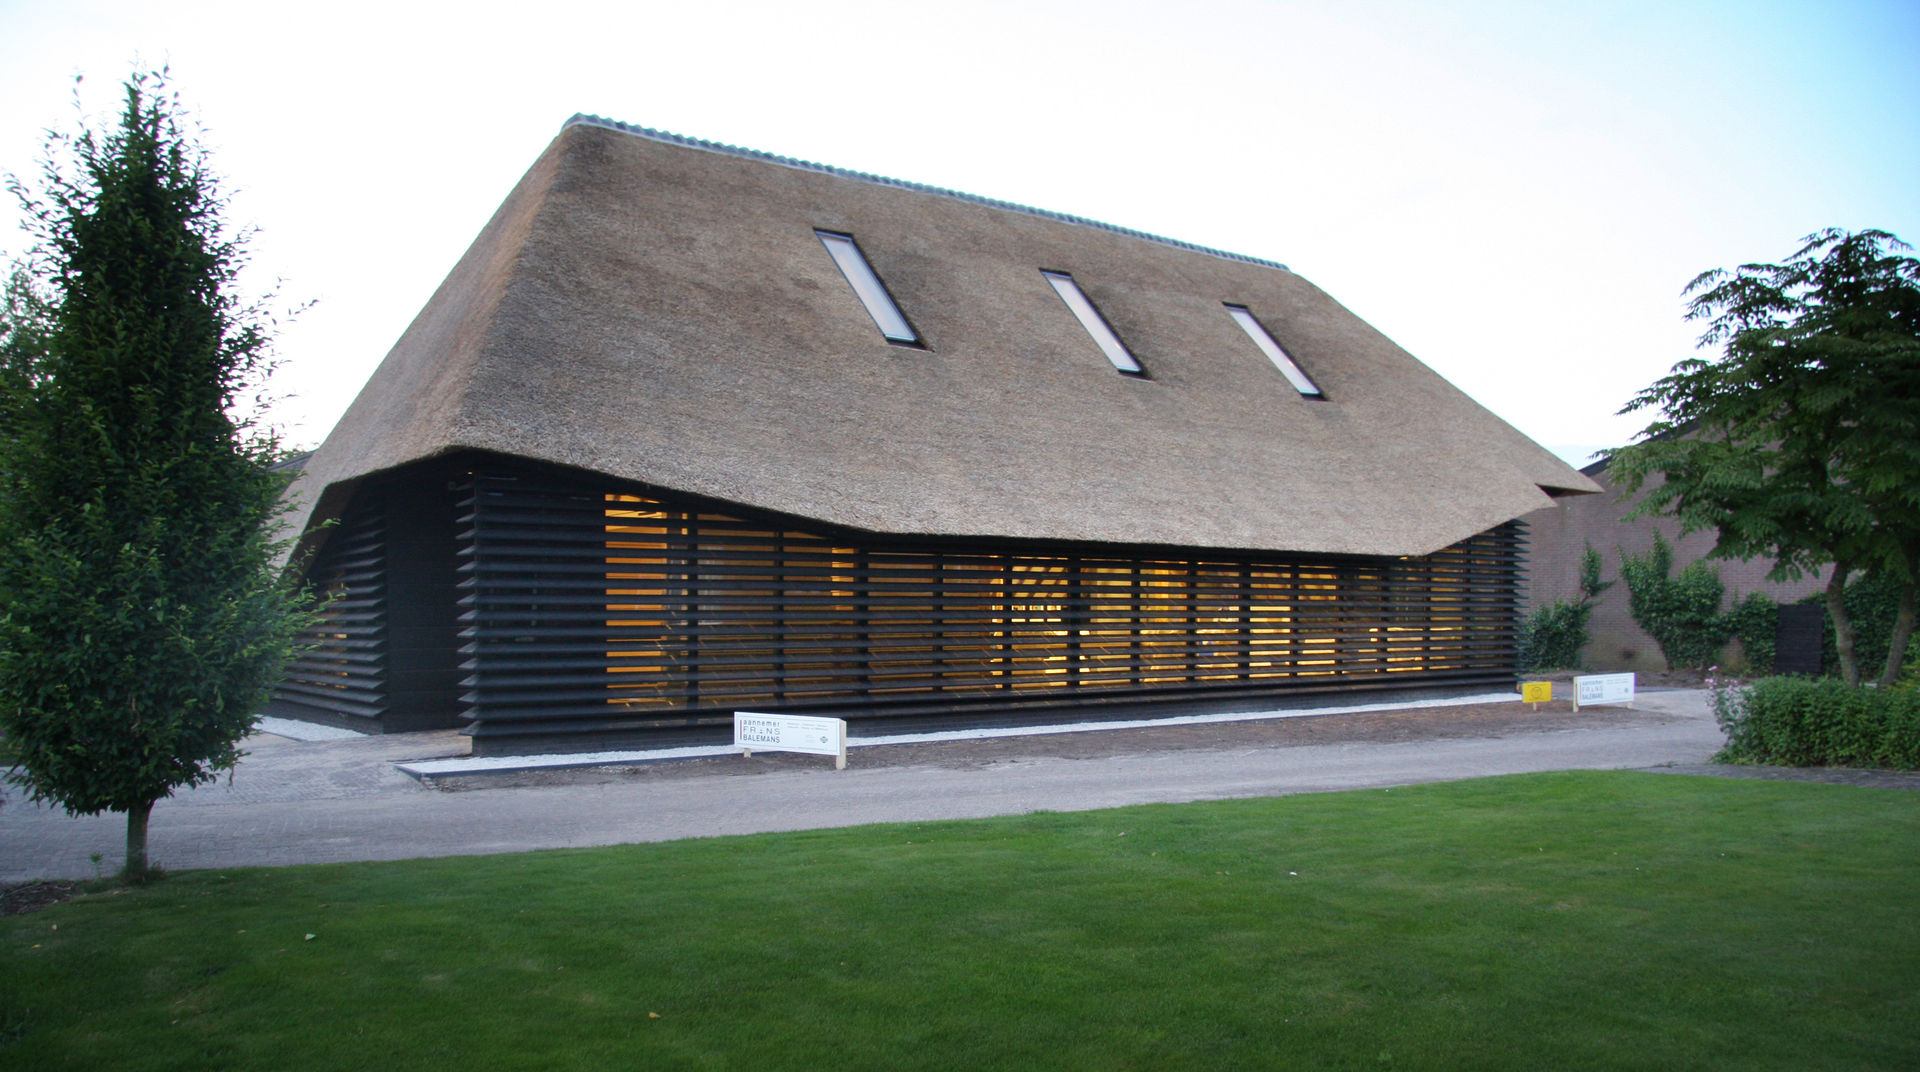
[{"left": 0, "top": 686, "right": 1880, "bottom": 885}]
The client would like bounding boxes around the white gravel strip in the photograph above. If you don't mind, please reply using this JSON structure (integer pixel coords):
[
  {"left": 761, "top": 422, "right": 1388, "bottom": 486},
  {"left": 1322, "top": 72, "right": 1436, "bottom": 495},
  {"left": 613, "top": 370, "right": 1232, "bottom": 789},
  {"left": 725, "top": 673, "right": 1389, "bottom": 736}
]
[
  {"left": 400, "top": 743, "right": 741, "bottom": 776},
  {"left": 856, "top": 692, "right": 1520, "bottom": 746},
  {"left": 256, "top": 716, "right": 368, "bottom": 742},
  {"left": 397, "top": 692, "right": 1521, "bottom": 778}
]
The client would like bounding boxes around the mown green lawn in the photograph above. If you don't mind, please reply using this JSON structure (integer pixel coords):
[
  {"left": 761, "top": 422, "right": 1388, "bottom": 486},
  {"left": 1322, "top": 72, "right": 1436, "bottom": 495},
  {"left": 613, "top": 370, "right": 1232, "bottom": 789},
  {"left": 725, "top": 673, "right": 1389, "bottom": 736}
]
[{"left": 4, "top": 771, "right": 1916, "bottom": 1071}]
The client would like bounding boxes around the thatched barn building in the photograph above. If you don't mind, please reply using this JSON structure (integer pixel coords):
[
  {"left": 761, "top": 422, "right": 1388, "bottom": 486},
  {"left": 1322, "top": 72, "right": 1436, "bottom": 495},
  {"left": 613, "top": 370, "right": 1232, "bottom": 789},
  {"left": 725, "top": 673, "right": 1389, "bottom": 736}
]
[{"left": 269, "top": 115, "right": 1598, "bottom": 754}]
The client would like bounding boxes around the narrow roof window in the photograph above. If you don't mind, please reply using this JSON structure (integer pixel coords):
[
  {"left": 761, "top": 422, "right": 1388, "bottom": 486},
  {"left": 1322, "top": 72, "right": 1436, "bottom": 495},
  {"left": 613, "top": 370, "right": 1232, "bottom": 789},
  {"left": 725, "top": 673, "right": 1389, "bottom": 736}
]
[
  {"left": 816, "top": 230, "right": 921, "bottom": 345},
  {"left": 1225, "top": 304, "right": 1322, "bottom": 397},
  {"left": 1042, "top": 271, "right": 1144, "bottom": 375}
]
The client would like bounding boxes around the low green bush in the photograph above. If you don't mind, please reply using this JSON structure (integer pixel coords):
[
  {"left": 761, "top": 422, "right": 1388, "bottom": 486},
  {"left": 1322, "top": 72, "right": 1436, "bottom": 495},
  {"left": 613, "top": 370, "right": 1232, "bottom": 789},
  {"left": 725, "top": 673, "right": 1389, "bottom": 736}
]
[
  {"left": 1715, "top": 676, "right": 1920, "bottom": 770},
  {"left": 1519, "top": 599, "right": 1592, "bottom": 671}
]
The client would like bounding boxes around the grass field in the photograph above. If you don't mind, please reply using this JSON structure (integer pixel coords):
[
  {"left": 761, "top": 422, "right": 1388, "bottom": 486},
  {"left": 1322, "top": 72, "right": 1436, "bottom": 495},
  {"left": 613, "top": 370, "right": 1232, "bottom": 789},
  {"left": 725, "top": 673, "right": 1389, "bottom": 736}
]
[{"left": 3, "top": 770, "right": 1917, "bottom": 1070}]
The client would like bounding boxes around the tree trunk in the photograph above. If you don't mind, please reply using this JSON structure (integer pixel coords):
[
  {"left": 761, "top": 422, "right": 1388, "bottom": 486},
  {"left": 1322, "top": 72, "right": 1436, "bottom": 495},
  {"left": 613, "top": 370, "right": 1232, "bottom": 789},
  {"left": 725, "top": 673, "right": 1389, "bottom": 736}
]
[
  {"left": 1881, "top": 577, "right": 1917, "bottom": 688},
  {"left": 1825, "top": 564, "right": 1859, "bottom": 686},
  {"left": 124, "top": 799, "right": 154, "bottom": 882}
]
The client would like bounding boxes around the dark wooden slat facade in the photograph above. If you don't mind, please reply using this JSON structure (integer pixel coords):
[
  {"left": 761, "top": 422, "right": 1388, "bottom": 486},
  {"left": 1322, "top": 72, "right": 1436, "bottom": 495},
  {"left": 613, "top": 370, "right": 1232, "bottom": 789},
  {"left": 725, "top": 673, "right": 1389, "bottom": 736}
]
[
  {"left": 402, "top": 458, "right": 1528, "bottom": 754},
  {"left": 273, "top": 455, "right": 1528, "bottom": 750},
  {"left": 265, "top": 504, "right": 389, "bottom": 727},
  {"left": 270, "top": 460, "right": 470, "bottom": 732}
]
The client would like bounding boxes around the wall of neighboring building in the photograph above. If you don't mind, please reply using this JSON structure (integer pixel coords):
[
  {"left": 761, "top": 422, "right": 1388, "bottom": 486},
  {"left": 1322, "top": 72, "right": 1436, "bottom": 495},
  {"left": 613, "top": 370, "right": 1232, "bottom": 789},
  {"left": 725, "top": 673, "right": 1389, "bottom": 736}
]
[{"left": 1523, "top": 464, "right": 1828, "bottom": 672}]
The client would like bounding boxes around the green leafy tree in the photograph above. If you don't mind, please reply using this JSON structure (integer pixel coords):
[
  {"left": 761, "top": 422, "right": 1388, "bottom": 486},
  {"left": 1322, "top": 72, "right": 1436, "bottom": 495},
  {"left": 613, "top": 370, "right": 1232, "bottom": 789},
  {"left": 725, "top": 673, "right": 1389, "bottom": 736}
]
[
  {"left": 0, "top": 269, "right": 47, "bottom": 441},
  {"left": 0, "top": 72, "right": 312, "bottom": 879},
  {"left": 1609, "top": 229, "right": 1920, "bottom": 686}
]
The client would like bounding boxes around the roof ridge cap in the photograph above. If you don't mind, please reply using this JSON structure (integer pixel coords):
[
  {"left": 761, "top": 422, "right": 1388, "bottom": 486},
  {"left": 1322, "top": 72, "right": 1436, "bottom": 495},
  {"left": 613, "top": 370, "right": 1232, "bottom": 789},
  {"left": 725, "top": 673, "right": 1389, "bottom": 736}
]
[{"left": 563, "top": 114, "right": 1291, "bottom": 273}]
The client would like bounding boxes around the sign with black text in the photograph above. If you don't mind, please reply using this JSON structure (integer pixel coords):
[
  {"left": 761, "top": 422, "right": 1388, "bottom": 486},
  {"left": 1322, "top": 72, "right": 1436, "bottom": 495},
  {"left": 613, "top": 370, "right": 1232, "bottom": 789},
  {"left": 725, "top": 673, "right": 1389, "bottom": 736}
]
[
  {"left": 1572, "top": 673, "right": 1635, "bottom": 711},
  {"left": 734, "top": 712, "right": 848, "bottom": 769}
]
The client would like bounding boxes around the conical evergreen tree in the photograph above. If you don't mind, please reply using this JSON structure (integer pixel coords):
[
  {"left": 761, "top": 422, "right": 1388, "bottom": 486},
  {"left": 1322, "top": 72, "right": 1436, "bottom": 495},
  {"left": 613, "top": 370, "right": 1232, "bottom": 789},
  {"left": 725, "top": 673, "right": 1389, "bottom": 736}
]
[{"left": 0, "top": 71, "right": 312, "bottom": 879}]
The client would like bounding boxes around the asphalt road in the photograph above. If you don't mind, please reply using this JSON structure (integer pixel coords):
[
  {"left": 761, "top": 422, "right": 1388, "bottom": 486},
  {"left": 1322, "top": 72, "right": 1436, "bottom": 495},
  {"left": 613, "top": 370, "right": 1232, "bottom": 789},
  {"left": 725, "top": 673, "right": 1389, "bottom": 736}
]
[{"left": 1, "top": 690, "right": 1723, "bottom": 883}]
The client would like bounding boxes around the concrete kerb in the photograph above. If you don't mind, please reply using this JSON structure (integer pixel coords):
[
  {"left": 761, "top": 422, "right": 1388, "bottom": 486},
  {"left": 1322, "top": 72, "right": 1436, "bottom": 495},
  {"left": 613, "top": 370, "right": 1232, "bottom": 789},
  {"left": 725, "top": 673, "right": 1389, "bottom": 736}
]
[{"left": 395, "top": 691, "right": 1527, "bottom": 783}]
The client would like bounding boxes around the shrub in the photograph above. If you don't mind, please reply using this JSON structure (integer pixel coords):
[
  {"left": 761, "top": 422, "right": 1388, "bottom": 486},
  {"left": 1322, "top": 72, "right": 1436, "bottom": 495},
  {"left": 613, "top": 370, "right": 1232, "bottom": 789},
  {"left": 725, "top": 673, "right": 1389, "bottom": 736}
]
[
  {"left": 1725, "top": 592, "right": 1778, "bottom": 675},
  {"left": 1520, "top": 600, "right": 1593, "bottom": 671},
  {"left": 1714, "top": 676, "right": 1920, "bottom": 770},
  {"left": 1520, "top": 543, "right": 1611, "bottom": 672},
  {"left": 1619, "top": 533, "right": 1733, "bottom": 669}
]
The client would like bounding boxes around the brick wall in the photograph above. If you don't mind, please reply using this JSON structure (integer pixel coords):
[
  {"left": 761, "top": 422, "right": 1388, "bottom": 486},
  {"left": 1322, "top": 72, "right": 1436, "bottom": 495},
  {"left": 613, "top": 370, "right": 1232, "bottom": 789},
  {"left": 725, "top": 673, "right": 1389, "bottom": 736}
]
[{"left": 1522, "top": 466, "right": 1828, "bottom": 672}]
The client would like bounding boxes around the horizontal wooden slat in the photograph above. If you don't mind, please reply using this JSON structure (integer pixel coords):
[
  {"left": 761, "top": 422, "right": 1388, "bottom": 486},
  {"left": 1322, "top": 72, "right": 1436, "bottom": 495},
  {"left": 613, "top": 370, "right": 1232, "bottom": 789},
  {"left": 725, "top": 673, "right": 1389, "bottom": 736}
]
[
  {"left": 452, "top": 466, "right": 1525, "bottom": 747},
  {"left": 272, "top": 506, "right": 389, "bottom": 724}
]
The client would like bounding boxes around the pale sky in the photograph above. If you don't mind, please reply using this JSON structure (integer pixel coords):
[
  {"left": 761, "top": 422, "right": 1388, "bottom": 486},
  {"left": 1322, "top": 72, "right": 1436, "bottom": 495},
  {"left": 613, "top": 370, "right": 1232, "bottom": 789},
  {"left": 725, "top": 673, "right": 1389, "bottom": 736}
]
[{"left": 3, "top": 0, "right": 1915, "bottom": 466}]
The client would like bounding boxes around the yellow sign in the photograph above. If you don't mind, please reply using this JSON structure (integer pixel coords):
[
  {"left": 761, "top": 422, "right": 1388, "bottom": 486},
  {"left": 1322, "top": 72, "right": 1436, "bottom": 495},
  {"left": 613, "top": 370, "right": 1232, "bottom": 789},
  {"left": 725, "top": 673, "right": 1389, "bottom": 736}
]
[{"left": 1520, "top": 681, "right": 1552, "bottom": 704}]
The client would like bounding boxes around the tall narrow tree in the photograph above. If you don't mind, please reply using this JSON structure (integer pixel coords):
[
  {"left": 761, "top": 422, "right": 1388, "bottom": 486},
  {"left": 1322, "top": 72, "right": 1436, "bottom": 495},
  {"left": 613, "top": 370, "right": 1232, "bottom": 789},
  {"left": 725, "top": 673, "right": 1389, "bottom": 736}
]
[{"left": 0, "top": 72, "right": 312, "bottom": 878}]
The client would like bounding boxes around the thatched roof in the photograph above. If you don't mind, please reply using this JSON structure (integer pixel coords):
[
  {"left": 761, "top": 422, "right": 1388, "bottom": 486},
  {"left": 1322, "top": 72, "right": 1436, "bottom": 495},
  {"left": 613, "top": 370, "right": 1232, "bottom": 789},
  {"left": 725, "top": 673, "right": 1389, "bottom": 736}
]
[{"left": 288, "top": 116, "right": 1596, "bottom": 558}]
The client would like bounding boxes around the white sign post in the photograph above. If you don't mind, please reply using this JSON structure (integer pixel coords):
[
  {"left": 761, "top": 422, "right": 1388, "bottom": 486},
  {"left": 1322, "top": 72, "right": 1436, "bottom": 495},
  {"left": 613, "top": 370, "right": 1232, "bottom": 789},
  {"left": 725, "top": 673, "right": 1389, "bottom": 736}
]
[
  {"left": 1572, "top": 673, "right": 1636, "bottom": 711},
  {"left": 734, "top": 712, "right": 848, "bottom": 770}
]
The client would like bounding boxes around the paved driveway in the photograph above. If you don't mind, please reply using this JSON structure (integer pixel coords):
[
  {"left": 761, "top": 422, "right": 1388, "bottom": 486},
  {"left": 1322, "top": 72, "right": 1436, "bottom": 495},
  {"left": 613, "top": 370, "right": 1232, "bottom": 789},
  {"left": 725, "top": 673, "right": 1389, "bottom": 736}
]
[{"left": 2, "top": 690, "right": 1724, "bottom": 883}]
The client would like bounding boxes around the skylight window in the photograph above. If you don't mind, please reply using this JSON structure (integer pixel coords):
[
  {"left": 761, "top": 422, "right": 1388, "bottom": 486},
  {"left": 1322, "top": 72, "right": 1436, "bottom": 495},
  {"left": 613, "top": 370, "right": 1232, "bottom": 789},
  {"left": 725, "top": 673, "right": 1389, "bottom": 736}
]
[
  {"left": 1042, "top": 271, "right": 1144, "bottom": 375},
  {"left": 816, "top": 230, "right": 921, "bottom": 345},
  {"left": 1225, "top": 304, "right": 1322, "bottom": 396}
]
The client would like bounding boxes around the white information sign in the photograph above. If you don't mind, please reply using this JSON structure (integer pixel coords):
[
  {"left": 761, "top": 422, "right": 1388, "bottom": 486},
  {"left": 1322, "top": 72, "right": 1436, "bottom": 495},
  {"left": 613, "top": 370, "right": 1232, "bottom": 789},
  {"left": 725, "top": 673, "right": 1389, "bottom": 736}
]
[
  {"left": 1572, "top": 673, "right": 1636, "bottom": 711},
  {"left": 734, "top": 712, "right": 848, "bottom": 769}
]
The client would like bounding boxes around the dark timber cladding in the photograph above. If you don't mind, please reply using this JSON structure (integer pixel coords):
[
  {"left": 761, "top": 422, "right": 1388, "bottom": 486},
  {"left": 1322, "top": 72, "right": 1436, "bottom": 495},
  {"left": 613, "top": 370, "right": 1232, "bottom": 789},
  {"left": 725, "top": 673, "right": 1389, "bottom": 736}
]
[
  {"left": 267, "top": 505, "right": 387, "bottom": 727},
  {"left": 268, "top": 459, "right": 468, "bottom": 733},
  {"left": 451, "top": 458, "right": 1525, "bottom": 754}
]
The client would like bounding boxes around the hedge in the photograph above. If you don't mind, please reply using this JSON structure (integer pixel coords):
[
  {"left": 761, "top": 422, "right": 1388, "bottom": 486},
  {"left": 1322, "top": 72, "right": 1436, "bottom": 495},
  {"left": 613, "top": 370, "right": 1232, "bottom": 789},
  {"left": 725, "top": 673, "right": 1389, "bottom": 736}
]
[{"left": 1714, "top": 676, "right": 1920, "bottom": 770}]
